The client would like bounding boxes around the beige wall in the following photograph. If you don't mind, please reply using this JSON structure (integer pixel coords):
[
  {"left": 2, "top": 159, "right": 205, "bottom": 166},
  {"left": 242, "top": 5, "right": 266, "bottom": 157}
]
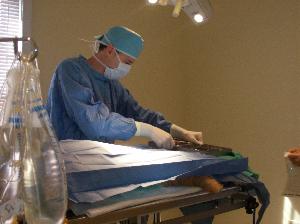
[
  {"left": 32, "top": 0, "right": 300, "bottom": 223},
  {"left": 183, "top": 1, "right": 300, "bottom": 223}
]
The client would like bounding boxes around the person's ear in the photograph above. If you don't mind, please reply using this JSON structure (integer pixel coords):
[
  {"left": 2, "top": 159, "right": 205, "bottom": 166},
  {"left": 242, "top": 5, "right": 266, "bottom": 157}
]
[{"left": 106, "top": 44, "right": 115, "bottom": 55}]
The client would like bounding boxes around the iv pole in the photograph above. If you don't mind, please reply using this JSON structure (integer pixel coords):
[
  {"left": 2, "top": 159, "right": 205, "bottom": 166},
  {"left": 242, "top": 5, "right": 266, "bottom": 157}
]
[{"left": 0, "top": 37, "right": 38, "bottom": 62}]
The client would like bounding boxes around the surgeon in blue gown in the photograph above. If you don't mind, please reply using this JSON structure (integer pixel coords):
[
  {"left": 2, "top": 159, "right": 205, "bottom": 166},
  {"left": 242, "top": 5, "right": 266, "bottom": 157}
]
[
  {"left": 47, "top": 26, "right": 211, "bottom": 224},
  {"left": 46, "top": 26, "right": 203, "bottom": 150}
]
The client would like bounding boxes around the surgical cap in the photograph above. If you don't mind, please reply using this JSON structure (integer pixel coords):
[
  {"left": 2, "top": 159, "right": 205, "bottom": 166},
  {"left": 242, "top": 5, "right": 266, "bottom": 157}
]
[{"left": 95, "top": 26, "right": 144, "bottom": 59}]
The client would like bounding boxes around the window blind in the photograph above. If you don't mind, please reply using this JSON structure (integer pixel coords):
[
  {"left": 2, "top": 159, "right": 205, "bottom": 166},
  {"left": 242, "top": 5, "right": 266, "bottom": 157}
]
[{"left": 0, "top": 0, "right": 22, "bottom": 110}]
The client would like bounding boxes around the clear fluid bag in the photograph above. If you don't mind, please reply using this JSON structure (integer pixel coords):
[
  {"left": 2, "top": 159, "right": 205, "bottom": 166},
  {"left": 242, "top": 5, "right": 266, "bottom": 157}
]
[
  {"left": 21, "top": 60, "right": 67, "bottom": 224},
  {"left": 0, "top": 60, "right": 25, "bottom": 223}
]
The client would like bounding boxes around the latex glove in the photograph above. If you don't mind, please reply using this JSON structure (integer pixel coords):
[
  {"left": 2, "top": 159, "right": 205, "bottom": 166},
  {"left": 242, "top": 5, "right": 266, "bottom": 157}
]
[
  {"left": 286, "top": 147, "right": 300, "bottom": 166},
  {"left": 135, "top": 121, "right": 175, "bottom": 149},
  {"left": 170, "top": 124, "right": 203, "bottom": 145}
]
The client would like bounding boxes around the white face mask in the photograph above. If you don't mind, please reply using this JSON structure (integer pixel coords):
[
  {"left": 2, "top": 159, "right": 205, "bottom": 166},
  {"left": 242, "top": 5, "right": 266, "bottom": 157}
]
[{"left": 93, "top": 40, "right": 131, "bottom": 80}]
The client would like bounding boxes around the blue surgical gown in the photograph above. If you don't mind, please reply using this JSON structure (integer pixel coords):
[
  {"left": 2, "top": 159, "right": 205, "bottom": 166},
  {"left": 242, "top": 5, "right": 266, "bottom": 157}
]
[{"left": 46, "top": 55, "right": 172, "bottom": 142}]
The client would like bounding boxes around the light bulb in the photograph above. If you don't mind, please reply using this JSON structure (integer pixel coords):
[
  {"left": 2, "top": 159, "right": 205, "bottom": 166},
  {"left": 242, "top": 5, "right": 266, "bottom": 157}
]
[
  {"left": 193, "top": 13, "right": 204, "bottom": 23},
  {"left": 148, "top": 0, "right": 158, "bottom": 4}
]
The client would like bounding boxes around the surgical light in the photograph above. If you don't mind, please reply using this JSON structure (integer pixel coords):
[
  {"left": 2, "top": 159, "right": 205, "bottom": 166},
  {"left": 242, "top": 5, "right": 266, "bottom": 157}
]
[
  {"left": 147, "top": 0, "right": 158, "bottom": 4},
  {"left": 159, "top": 0, "right": 169, "bottom": 6},
  {"left": 146, "top": 0, "right": 212, "bottom": 25},
  {"left": 172, "top": 0, "right": 184, "bottom": 17},
  {"left": 193, "top": 13, "right": 204, "bottom": 23}
]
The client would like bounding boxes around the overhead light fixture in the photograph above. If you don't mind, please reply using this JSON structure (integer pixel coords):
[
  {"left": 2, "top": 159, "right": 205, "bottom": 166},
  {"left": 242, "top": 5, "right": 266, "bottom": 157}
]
[
  {"left": 182, "top": 0, "right": 212, "bottom": 24},
  {"left": 146, "top": 0, "right": 213, "bottom": 25},
  {"left": 147, "top": 0, "right": 159, "bottom": 4},
  {"left": 193, "top": 13, "right": 204, "bottom": 23},
  {"left": 158, "top": 0, "right": 169, "bottom": 6},
  {"left": 172, "top": 0, "right": 184, "bottom": 17}
]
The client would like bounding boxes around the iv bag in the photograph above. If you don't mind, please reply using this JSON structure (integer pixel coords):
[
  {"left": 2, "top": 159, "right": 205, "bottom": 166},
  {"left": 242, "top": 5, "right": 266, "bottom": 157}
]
[
  {"left": 22, "top": 60, "right": 67, "bottom": 224},
  {"left": 0, "top": 60, "right": 25, "bottom": 223}
]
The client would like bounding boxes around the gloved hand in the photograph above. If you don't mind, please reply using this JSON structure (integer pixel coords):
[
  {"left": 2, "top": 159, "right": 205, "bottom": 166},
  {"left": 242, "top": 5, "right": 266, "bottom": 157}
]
[
  {"left": 170, "top": 124, "right": 203, "bottom": 145},
  {"left": 286, "top": 147, "right": 300, "bottom": 166},
  {"left": 135, "top": 121, "right": 175, "bottom": 149}
]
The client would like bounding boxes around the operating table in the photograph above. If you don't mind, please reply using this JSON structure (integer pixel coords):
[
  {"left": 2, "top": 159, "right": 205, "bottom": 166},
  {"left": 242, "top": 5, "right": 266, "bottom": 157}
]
[
  {"left": 66, "top": 186, "right": 260, "bottom": 224},
  {"left": 64, "top": 140, "right": 269, "bottom": 224}
]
